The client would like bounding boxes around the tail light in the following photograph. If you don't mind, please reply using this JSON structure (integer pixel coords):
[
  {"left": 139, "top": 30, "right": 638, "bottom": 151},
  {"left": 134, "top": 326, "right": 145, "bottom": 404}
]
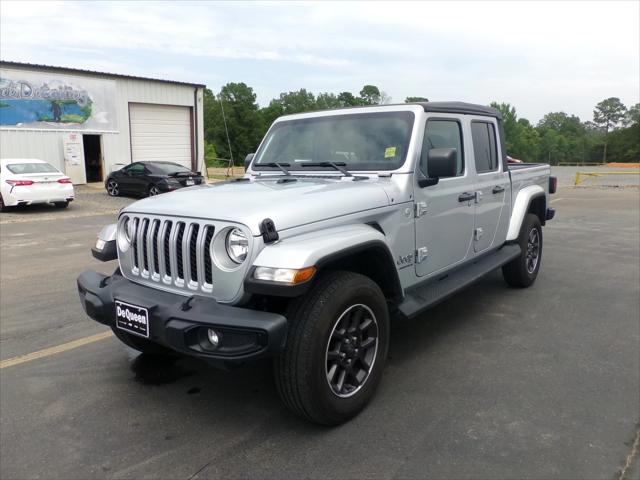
[
  {"left": 58, "top": 178, "right": 73, "bottom": 184},
  {"left": 549, "top": 176, "right": 558, "bottom": 194},
  {"left": 6, "top": 180, "right": 34, "bottom": 186}
]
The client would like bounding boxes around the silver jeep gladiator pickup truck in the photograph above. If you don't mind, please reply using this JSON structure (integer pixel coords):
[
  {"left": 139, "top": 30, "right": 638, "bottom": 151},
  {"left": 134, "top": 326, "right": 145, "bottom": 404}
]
[{"left": 78, "top": 102, "right": 556, "bottom": 425}]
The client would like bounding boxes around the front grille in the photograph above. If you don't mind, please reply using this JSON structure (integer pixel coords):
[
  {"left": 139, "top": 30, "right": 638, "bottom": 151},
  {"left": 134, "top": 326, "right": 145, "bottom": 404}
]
[{"left": 121, "top": 214, "right": 216, "bottom": 293}]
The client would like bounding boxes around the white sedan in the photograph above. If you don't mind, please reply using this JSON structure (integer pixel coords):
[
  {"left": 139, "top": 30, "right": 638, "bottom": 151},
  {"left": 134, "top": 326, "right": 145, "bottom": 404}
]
[{"left": 0, "top": 159, "right": 75, "bottom": 212}]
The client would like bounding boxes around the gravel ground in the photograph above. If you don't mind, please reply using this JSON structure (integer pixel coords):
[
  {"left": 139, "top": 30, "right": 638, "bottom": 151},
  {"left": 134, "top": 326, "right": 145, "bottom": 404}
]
[
  {"left": 551, "top": 166, "right": 640, "bottom": 187},
  {"left": 0, "top": 185, "right": 135, "bottom": 225}
]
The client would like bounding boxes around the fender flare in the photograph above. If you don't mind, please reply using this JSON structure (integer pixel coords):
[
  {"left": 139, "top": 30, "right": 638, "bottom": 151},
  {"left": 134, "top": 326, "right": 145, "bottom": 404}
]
[
  {"left": 246, "top": 224, "right": 402, "bottom": 299},
  {"left": 506, "top": 185, "right": 545, "bottom": 241}
]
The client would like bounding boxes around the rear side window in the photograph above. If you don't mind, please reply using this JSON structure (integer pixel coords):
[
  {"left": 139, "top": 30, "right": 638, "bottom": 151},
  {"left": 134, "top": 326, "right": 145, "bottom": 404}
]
[
  {"left": 125, "top": 163, "right": 147, "bottom": 174},
  {"left": 420, "top": 120, "right": 464, "bottom": 176},
  {"left": 6, "top": 163, "right": 59, "bottom": 174},
  {"left": 471, "top": 122, "right": 499, "bottom": 173}
]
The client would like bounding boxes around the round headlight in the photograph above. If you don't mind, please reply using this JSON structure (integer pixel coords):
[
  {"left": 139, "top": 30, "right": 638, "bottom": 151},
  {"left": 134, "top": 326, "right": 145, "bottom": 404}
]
[
  {"left": 225, "top": 228, "right": 248, "bottom": 264},
  {"left": 117, "top": 218, "right": 132, "bottom": 252}
]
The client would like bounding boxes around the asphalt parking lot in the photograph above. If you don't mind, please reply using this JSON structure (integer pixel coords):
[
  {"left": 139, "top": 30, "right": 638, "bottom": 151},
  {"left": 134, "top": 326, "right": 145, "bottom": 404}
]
[{"left": 1, "top": 186, "right": 639, "bottom": 480}]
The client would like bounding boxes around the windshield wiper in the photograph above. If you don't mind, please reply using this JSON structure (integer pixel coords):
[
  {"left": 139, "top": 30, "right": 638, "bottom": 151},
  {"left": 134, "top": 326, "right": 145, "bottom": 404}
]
[
  {"left": 263, "top": 162, "right": 291, "bottom": 175},
  {"left": 301, "top": 161, "right": 353, "bottom": 177}
]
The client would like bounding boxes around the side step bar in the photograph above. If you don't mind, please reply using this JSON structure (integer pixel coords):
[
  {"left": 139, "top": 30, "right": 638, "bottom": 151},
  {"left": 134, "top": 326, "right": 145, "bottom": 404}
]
[{"left": 397, "top": 244, "right": 521, "bottom": 319}]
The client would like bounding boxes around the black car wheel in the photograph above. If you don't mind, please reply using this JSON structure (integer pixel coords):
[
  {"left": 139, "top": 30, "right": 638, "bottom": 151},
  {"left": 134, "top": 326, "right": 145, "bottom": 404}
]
[
  {"left": 274, "top": 271, "right": 389, "bottom": 425},
  {"left": 107, "top": 180, "right": 119, "bottom": 196},
  {"left": 148, "top": 185, "right": 161, "bottom": 196},
  {"left": 54, "top": 201, "right": 69, "bottom": 209},
  {"left": 0, "top": 195, "right": 8, "bottom": 213},
  {"left": 502, "top": 213, "right": 543, "bottom": 287}
]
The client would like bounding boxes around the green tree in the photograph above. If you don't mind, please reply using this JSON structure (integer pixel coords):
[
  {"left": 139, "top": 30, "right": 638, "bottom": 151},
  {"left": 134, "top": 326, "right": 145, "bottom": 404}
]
[
  {"left": 405, "top": 96, "right": 429, "bottom": 103},
  {"left": 359, "top": 85, "right": 381, "bottom": 105},
  {"left": 625, "top": 103, "right": 640, "bottom": 126},
  {"left": 593, "top": 97, "right": 627, "bottom": 163},
  {"left": 315, "top": 92, "right": 342, "bottom": 110},
  {"left": 337, "top": 91, "right": 359, "bottom": 106},
  {"left": 270, "top": 88, "right": 317, "bottom": 115},
  {"left": 203, "top": 83, "right": 263, "bottom": 164}
]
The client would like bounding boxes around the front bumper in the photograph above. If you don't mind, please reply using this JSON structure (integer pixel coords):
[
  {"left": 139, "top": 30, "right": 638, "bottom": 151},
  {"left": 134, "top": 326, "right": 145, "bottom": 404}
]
[{"left": 77, "top": 270, "right": 287, "bottom": 363}]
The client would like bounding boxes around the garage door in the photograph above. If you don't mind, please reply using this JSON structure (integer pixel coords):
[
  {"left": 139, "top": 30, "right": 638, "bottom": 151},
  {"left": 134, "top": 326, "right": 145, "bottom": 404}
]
[{"left": 129, "top": 104, "right": 193, "bottom": 169}]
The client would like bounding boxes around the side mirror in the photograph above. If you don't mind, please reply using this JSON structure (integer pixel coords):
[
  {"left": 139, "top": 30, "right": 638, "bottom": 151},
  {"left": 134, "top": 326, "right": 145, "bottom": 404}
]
[
  {"left": 427, "top": 148, "right": 458, "bottom": 178},
  {"left": 244, "top": 153, "right": 255, "bottom": 170},
  {"left": 417, "top": 148, "right": 458, "bottom": 188}
]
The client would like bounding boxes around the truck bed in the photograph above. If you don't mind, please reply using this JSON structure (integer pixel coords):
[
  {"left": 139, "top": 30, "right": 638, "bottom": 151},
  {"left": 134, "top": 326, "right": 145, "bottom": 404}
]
[{"left": 509, "top": 162, "right": 551, "bottom": 206}]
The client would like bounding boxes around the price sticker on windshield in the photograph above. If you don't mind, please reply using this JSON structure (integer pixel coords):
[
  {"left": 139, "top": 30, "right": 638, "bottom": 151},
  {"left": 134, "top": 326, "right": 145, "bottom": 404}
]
[{"left": 384, "top": 147, "right": 397, "bottom": 158}]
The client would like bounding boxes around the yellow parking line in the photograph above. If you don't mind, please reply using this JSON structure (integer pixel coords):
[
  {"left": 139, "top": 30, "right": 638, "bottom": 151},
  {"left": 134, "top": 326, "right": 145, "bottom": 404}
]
[
  {"left": 550, "top": 197, "right": 564, "bottom": 204},
  {"left": 0, "top": 331, "right": 113, "bottom": 369}
]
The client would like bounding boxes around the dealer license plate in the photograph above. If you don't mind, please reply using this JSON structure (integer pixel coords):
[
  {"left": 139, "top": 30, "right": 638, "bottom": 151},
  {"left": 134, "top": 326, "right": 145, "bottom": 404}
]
[
  {"left": 186, "top": 178, "right": 195, "bottom": 186},
  {"left": 115, "top": 300, "right": 149, "bottom": 337}
]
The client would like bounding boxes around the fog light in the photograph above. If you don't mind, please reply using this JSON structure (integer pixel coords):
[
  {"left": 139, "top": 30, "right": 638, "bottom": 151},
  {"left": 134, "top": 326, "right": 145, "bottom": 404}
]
[{"left": 207, "top": 329, "right": 219, "bottom": 348}]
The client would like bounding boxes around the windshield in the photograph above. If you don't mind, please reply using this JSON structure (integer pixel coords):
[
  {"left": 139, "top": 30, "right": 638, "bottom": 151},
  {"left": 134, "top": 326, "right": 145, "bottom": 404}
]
[
  {"left": 253, "top": 111, "right": 415, "bottom": 171},
  {"left": 6, "top": 163, "right": 59, "bottom": 174},
  {"left": 150, "top": 163, "right": 191, "bottom": 174}
]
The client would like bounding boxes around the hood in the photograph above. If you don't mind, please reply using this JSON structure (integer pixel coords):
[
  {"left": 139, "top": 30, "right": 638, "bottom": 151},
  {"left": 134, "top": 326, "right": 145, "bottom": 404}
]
[{"left": 123, "top": 177, "right": 391, "bottom": 235}]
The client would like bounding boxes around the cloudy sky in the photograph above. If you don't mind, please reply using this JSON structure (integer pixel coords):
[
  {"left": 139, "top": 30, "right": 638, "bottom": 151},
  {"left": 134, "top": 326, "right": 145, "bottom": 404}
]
[{"left": 1, "top": 1, "right": 638, "bottom": 122}]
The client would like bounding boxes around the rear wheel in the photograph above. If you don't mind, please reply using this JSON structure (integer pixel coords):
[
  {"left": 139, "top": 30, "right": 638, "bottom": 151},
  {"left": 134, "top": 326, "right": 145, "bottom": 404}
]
[
  {"left": 54, "top": 201, "right": 69, "bottom": 209},
  {"left": 107, "top": 179, "right": 119, "bottom": 196},
  {"left": 111, "top": 327, "right": 176, "bottom": 356},
  {"left": 148, "top": 185, "right": 161, "bottom": 196},
  {"left": 0, "top": 195, "right": 8, "bottom": 213},
  {"left": 274, "top": 271, "right": 389, "bottom": 425},
  {"left": 502, "top": 213, "right": 543, "bottom": 287}
]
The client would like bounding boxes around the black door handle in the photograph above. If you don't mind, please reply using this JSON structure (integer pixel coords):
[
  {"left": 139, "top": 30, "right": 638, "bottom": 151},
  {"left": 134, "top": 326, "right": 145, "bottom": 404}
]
[
  {"left": 458, "top": 192, "right": 475, "bottom": 202},
  {"left": 492, "top": 186, "right": 505, "bottom": 194}
]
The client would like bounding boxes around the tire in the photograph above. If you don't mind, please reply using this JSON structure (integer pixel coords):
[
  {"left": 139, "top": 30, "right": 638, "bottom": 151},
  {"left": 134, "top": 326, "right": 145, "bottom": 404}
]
[
  {"left": 107, "top": 179, "right": 119, "bottom": 196},
  {"left": 274, "top": 271, "right": 390, "bottom": 425},
  {"left": 111, "top": 327, "right": 176, "bottom": 356},
  {"left": 0, "top": 195, "right": 8, "bottom": 213},
  {"left": 54, "top": 201, "right": 69, "bottom": 209},
  {"left": 148, "top": 185, "right": 161, "bottom": 196},
  {"left": 502, "top": 213, "right": 543, "bottom": 288}
]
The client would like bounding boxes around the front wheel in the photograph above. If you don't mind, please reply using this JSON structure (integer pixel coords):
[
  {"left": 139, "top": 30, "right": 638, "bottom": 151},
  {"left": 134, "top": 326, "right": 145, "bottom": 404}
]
[
  {"left": 274, "top": 271, "right": 389, "bottom": 425},
  {"left": 148, "top": 185, "right": 161, "bottom": 196},
  {"left": 106, "top": 179, "right": 119, "bottom": 197},
  {"left": 502, "top": 213, "right": 543, "bottom": 287},
  {"left": 54, "top": 201, "right": 69, "bottom": 209}
]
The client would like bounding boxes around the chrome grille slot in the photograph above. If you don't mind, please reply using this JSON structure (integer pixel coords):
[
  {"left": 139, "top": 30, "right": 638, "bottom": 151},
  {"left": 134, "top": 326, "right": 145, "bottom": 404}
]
[
  {"left": 203, "top": 226, "right": 215, "bottom": 285},
  {"left": 151, "top": 220, "right": 160, "bottom": 276},
  {"left": 161, "top": 221, "right": 173, "bottom": 280},
  {"left": 131, "top": 217, "right": 140, "bottom": 271},
  {"left": 175, "top": 222, "right": 186, "bottom": 281},
  {"left": 119, "top": 214, "right": 219, "bottom": 294},
  {"left": 189, "top": 224, "right": 200, "bottom": 283}
]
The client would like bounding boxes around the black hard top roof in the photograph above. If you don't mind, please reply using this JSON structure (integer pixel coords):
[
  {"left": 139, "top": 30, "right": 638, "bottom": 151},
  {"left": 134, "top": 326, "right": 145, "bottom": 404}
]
[{"left": 413, "top": 101, "right": 503, "bottom": 120}]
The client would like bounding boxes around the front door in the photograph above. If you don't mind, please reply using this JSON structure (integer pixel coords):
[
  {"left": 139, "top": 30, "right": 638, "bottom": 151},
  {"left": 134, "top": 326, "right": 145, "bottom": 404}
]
[
  {"left": 414, "top": 118, "right": 475, "bottom": 277},
  {"left": 470, "top": 121, "right": 511, "bottom": 253}
]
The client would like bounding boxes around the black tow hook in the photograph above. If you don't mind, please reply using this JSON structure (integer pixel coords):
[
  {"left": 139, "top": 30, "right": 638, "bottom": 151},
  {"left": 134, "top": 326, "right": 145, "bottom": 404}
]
[{"left": 181, "top": 295, "right": 196, "bottom": 311}]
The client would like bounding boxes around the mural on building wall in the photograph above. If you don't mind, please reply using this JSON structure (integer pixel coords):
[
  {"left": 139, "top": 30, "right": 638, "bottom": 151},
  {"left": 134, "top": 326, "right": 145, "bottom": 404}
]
[{"left": 0, "top": 69, "right": 118, "bottom": 131}]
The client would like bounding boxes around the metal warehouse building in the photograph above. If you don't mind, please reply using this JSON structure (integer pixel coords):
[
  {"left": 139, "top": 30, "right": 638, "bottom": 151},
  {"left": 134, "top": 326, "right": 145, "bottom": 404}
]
[{"left": 0, "top": 61, "right": 205, "bottom": 184}]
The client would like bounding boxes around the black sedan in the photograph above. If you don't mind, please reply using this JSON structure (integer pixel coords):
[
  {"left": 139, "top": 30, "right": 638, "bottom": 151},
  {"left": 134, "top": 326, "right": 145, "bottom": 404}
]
[{"left": 105, "top": 162, "right": 204, "bottom": 197}]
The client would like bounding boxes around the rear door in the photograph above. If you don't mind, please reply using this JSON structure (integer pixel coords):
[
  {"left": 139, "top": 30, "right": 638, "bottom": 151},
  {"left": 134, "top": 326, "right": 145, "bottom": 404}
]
[
  {"left": 414, "top": 117, "right": 475, "bottom": 277},
  {"left": 470, "top": 120, "right": 511, "bottom": 253}
]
